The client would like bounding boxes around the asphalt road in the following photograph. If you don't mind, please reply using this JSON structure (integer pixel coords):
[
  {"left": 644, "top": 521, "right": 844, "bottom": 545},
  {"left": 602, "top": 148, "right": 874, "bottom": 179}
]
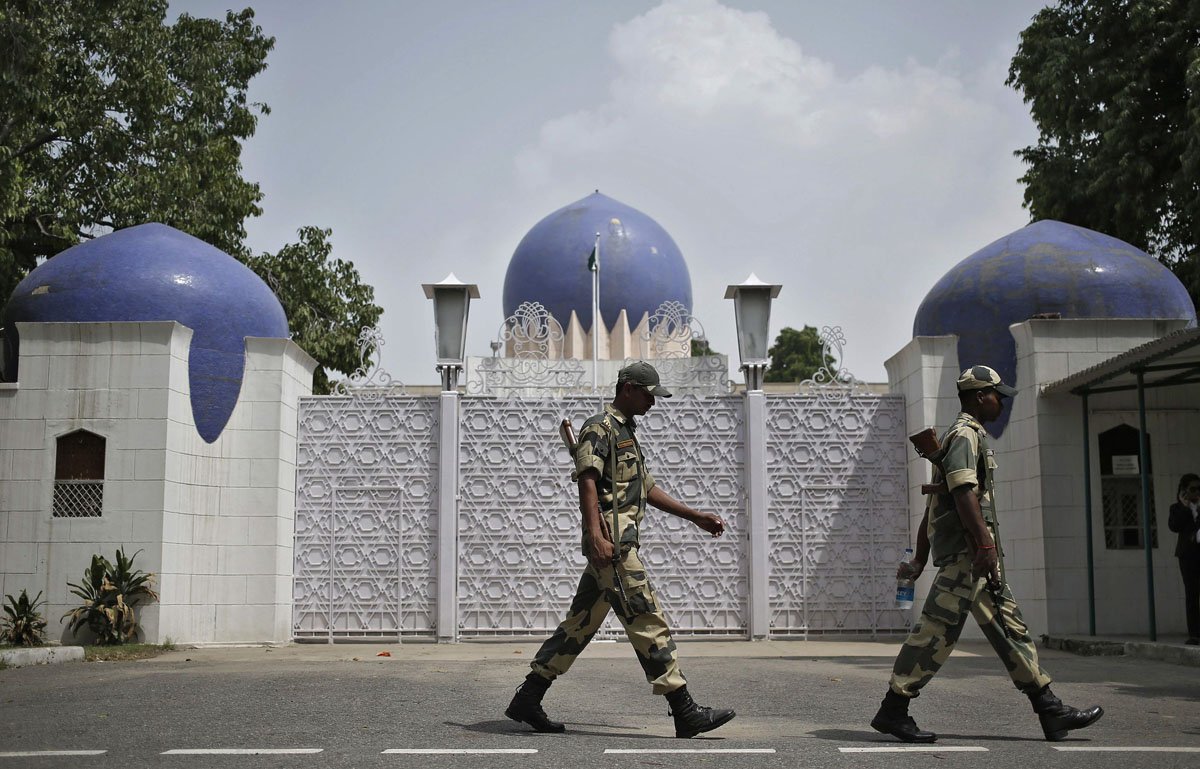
[{"left": 1, "top": 640, "right": 1197, "bottom": 769}]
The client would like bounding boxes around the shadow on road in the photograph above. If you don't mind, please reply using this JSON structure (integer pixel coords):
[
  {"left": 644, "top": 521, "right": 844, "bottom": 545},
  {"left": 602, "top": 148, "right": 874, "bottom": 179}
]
[
  {"left": 1107, "top": 682, "right": 1200, "bottom": 703},
  {"left": 449, "top": 719, "right": 700, "bottom": 740},
  {"left": 808, "top": 728, "right": 1042, "bottom": 744}
]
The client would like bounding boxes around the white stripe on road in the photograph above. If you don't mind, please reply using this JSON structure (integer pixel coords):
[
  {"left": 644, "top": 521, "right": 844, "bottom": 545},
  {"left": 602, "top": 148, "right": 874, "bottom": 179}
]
[
  {"left": 604, "top": 749, "right": 776, "bottom": 754},
  {"left": 840, "top": 746, "right": 988, "bottom": 753},
  {"left": 162, "top": 749, "right": 323, "bottom": 755},
  {"left": 0, "top": 751, "right": 107, "bottom": 758},
  {"left": 1052, "top": 747, "right": 1200, "bottom": 753},
  {"left": 383, "top": 749, "right": 538, "bottom": 754}
]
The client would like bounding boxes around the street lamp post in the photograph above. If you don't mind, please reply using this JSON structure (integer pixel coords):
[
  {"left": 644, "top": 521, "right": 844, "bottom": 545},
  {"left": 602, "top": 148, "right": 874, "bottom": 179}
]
[
  {"left": 724, "top": 273, "right": 782, "bottom": 391},
  {"left": 422, "top": 273, "right": 480, "bottom": 392},
  {"left": 725, "top": 273, "right": 781, "bottom": 640},
  {"left": 422, "top": 273, "right": 478, "bottom": 642}
]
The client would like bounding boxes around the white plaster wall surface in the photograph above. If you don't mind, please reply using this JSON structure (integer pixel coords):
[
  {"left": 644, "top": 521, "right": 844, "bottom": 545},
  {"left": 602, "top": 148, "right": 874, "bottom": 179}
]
[
  {"left": 0, "top": 322, "right": 175, "bottom": 643},
  {"left": 1011, "top": 318, "right": 1195, "bottom": 636},
  {"left": 884, "top": 335, "right": 961, "bottom": 624},
  {"left": 0, "top": 323, "right": 315, "bottom": 647},
  {"left": 158, "top": 337, "right": 314, "bottom": 645}
]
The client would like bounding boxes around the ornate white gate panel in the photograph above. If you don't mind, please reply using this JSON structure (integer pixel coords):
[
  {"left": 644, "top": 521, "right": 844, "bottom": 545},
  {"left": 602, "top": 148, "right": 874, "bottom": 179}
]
[
  {"left": 636, "top": 396, "right": 746, "bottom": 635},
  {"left": 766, "top": 391, "right": 910, "bottom": 635},
  {"left": 456, "top": 395, "right": 748, "bottom": 637},
  {"left": 293, "top": 396, "right": 439, "bottom": 640},
  {"left": 457, "top": 395, "right": 601, "bottom": 636}
]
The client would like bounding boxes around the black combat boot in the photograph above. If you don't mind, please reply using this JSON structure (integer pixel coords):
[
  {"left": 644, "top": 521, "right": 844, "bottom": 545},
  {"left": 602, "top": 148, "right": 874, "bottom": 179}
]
[
  {"left": 505, "top": 673, "right": 565, "bottom": 733},
  {"left": 1028, "top": 685, "right": 1103, "bottom": 741},
  {"left": 665, "top": 686, "right": 736, "bottom": 738},
  {"left": 870, "top": 690, "right": 936, "bottom": 743}
]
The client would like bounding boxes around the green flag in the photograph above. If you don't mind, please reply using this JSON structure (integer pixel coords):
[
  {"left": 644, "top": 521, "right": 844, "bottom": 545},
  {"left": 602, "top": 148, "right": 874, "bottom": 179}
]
[{"left": 587, "top": 244, "right": 598, "bottom": 272}]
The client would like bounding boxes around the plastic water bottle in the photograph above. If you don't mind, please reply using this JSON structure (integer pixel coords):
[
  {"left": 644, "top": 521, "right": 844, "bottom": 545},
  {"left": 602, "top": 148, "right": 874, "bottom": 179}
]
[{"left": 896, "top": 547, "right": 915, "bottom": 610}]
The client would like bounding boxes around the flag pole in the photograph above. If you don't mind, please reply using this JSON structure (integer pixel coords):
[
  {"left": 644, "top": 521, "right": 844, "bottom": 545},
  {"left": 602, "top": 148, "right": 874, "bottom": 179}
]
[{"left": 591, "top": 231, "right": 600, "bottom": 392}]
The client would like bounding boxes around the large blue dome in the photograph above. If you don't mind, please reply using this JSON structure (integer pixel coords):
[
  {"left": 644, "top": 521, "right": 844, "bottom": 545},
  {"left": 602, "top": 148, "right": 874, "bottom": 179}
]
[
  {"left": 2, "top": 223, "right": 290, "bottom": 442},
  {"left": 503, "top": 192, "right": 692, "bottom": 331},
  {"left": 914, "top": 220, "right": 1196, "bottom": 436}
]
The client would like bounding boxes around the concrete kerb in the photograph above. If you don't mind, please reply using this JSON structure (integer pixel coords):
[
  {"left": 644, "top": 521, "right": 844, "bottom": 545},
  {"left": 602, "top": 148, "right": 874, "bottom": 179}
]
[
  {"left": 1042, "top": 634, "right": 1200, "bottom": 668},
  {"left": 0, "top": 645, "right": 84, "bottom": 668}
]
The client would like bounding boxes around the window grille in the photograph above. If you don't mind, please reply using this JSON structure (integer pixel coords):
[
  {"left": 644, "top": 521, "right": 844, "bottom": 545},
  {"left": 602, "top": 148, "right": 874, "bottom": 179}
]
[
  {"left": 1101, "top": 478, "right": 1157, "bottom": 550},
  {"left": 52, "top": 480, "right": 104, "bottom": 518},
  {"left": 53, "top": 430, "right": 106, "bottom": 518},
  {"left": 1098, "top": 424, "right": 1157, "bottom": 550}
]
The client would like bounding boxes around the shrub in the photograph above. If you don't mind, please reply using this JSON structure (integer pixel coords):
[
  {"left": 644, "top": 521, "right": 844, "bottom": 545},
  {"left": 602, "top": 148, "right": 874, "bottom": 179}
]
[
  {"left": 2, "top": 589, "right": 48, "bottom": 646},
  {"left": 62, "top": 548, "right": 159, "bottom": 645}
]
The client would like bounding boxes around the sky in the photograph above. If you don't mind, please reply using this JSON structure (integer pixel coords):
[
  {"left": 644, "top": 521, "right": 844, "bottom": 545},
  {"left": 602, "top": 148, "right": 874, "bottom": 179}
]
[{"left": 171, "top": 0, "right": 1051, "bottom": 386}]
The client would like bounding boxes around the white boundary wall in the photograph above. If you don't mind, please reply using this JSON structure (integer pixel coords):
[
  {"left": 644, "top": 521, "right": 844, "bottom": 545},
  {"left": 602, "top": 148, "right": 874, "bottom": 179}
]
[
  {"left": 887, "top": 318, "right": 1197, "bottom": 637},
  {"left": 0, "top": 321, "right": 314, "bottom": 644},
  {"left": 293, "top": 390, "right": 910, "bottom": 642}
]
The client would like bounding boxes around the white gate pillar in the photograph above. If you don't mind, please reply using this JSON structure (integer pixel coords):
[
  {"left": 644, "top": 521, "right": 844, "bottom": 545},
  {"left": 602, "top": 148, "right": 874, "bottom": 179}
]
[
  {"left": 436, "top": 390, "right": 460, "bottom": 642},
  {"left": 744, "top": 389, "right": 770, "bottom": 639},
  {"left": 726, "top": 275, "right": 780, "bottom": 640},
  {"left": 424, "top": 274, "right": 477, "bottom": 643}
]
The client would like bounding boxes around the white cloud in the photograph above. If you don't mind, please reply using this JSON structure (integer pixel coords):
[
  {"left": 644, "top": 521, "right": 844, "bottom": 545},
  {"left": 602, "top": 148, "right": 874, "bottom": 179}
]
[{"left": 512, "top": 0, "right": 1034, "bottom": 381}]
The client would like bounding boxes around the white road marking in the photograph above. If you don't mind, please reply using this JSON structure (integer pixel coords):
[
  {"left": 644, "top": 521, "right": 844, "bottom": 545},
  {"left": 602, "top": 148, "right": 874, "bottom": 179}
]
[
  {"left": 604, "top": 749, "right": 777, "bottom": 754},
  {"left": 0, "top": 751, "right": 107, "bottom": 758},
  {"left": 161, "top": 749, "right": 323, "bottom": 755},
  {"left": 1052, "top": 747, "right": 1200, "bottom": 753},
  {"left": 840, "top": 746, "right": 988, "bottom": 753},
  {"left": 382, "top": 749, "right": 539, "bottom": 754}
]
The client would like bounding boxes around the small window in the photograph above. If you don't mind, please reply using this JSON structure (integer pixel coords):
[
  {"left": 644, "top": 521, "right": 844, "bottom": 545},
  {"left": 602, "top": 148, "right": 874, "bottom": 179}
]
[
  {"left": 52, "top": 430, "right": 105, "bottom": 518},
  {"left": 1098, "top": 425, "right": 1157, "bottom": 550}
]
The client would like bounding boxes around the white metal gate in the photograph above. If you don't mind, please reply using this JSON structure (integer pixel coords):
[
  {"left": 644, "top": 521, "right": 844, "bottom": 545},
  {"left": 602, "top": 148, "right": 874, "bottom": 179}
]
[
  {"left": 293, "top": 396, "right": 439, "bottom": 640},
  {"left": 455, "top": 395, "right": 748, "bottom": 638},
  {"left": 766, "top": 391, "right": 910, "bottom": 635}
]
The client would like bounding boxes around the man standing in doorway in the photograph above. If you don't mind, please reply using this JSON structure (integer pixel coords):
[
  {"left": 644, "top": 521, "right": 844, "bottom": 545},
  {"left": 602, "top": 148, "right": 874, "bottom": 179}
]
[
  {"left": 871, "top": 365, "right": 1104, "bottom": 743},
  {"left": 505, "top": 361, "right": 736, "bottom": 738}
]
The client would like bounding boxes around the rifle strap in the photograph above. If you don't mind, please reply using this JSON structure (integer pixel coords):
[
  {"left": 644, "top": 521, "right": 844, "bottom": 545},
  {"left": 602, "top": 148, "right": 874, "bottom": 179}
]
[{"left": 604, "top": 414, "right": 632, "bottom": 620}]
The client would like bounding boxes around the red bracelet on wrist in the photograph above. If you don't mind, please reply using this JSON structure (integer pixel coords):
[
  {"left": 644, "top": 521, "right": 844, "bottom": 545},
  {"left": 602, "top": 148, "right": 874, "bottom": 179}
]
[{"left": 977, "top": 544, "right": 996, "bottom": 550}]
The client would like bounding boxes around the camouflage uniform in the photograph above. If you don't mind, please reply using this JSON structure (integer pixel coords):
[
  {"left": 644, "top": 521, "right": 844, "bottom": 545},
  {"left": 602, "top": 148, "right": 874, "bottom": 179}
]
[
  {"left": 889, "top": 412, "right": 1053, "bottom": 697},
  {"left": 529, "top": 404, "right": 687, "bottom": 695}
]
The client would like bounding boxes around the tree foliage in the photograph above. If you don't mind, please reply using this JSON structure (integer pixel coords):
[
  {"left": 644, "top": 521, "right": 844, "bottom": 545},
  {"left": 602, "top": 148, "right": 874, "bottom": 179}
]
[
  {"left": 247, "top": 227, "right": 382, "bottom": 394},
  {"left": 0, "top": 0, "right": 271, "bottom": 295},
  {"left": 0, "top": 1, "right": 382, "bottom": 391},
  {"left": 765, "top": 326, "right": 834, "bottom": 383},
  {"left": 1007, "top": 0, "right": 1200, "bottom": 304}
]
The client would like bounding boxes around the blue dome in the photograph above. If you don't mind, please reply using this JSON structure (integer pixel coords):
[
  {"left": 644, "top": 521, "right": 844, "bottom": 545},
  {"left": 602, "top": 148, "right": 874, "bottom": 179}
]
[
  {"left": 914, "top": 220, "right": 1196, "bottom": 436},
  {"left": 503, "top": 192, "right": 692, "bottom": 331},
  {"left": 3, "top": 223, "right": 290, "bottom": 442}
]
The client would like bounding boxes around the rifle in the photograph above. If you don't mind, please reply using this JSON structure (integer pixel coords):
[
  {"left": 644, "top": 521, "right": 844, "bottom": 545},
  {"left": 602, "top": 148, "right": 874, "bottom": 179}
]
[
  {"left": 908, "top": 427, "right": 1017, "bottom": 641},
  {"left": 560, "top": 418, "right": 630, "bottom": 617}
]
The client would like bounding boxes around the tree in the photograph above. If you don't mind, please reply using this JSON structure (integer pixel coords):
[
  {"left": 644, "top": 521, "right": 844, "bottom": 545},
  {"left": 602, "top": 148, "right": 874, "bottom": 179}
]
[
  {"left": 247, "top": 227, "right": 382, "bottom": 394},
  {"left": 0, "top": 0, "right": 271, "bottom": 296},
  {"left": 690, "top": 337, "right": 719, "bottom": 357},
  {"left": 1007, "top": 0, "right": 1200, "bottom": 305},
  {"left": 0, "top": 1, "right": 382, "bottom": 391},
  {"left": 764, "top": 326, "right": 834, "bottom": 383}
]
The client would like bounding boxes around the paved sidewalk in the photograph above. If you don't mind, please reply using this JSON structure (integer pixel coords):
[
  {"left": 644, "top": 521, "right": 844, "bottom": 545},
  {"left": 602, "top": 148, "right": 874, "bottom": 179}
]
[{"left": 1042, "top": 634, "right": 1200, "bottom": 667}]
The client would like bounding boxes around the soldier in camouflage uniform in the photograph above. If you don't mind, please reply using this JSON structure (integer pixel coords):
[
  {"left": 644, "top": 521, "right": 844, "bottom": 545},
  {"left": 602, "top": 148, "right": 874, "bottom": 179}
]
[
  {"left": 506, "top": 361, "right": 736, "bottom": 738},
  {"left": 871, "top": 365, "right": 1104, "bottom": 743}
]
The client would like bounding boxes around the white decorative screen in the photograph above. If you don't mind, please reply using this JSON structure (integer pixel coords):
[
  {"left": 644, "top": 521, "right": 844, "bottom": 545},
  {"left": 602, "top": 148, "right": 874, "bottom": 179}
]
[
  {"left": 766, "top": 392, "right": 910, "bottom": 635},
  {"left": 293, "top": 391, "right": 910, "bottom": 642},
  {"left": 635, "top": 396, "right": 746, "bottom": 635},
  {"left": 293, "top": 396, "right": 439, "bottom": 640},
  {"left": 457, "top": 395, "right": 604, "bottom": 636},
  {"left": 456, "top": 395, "right": 748, "bottom": 638}
]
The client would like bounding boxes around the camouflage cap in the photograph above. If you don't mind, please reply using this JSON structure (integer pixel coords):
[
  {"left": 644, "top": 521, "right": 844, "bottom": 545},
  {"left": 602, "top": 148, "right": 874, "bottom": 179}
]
[
  {"left": 957, "top": 364, "right": 1017, "bottom": 397},
  {"left": 618, "top": 361, "right": 673, "bottom": 398}
]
